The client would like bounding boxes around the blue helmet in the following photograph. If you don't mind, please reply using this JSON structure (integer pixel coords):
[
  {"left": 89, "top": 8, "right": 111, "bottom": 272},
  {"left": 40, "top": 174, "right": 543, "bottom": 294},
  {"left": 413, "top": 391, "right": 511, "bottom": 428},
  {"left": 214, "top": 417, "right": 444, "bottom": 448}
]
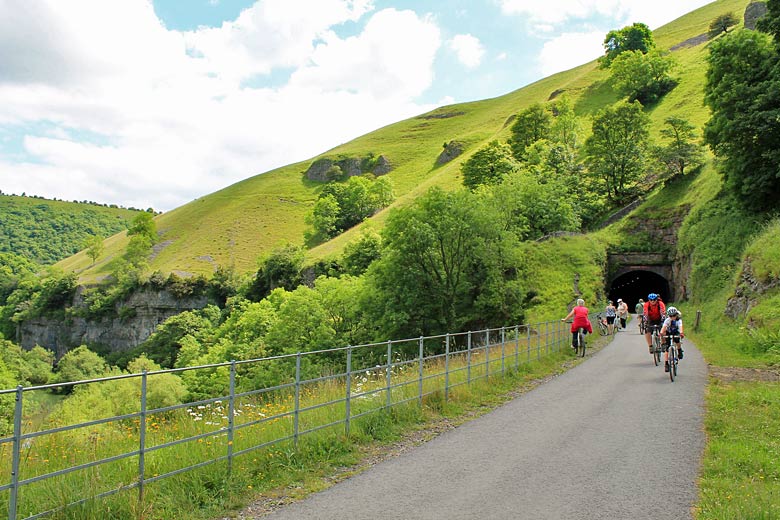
[{"left": 648, "top": 293, "right": 658, "bottom": 301}]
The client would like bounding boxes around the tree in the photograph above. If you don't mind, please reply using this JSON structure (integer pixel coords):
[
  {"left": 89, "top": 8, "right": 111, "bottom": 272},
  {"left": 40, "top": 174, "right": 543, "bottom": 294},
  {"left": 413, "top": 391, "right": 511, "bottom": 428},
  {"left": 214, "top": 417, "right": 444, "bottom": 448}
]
[
  {"left": 246, "top": 244, "right": 305, "bottom": 301},
  {"left": 758, "top": 0, "right": 780, "bottom": 44},
  {"left": 508, "top": 103, "right": 552, "bottom": 160},
  {"left": 127, "top": 211, "right": 157, "bottom": 242},
  {"left": 599, "top": 22, "right": 655, "bottom": 68},
  {"left": 708, "top": 12, "right": 740, "bottom": 39},
  {"left": 50, "top": 345, "right": 110, "bottom": 392},
  {"left": 704, "top": 30, "right": 780, "bottom": 211},
  {"left": 461, "top": 140, "right": 518, "bottom": 189},
  {"left": 84, "top": 235, "right": 104, "bottom": 265},
  {"left": 342, "top": 230, "right": 382, "bottom": 276},
  {"left": 655, "top": 117, "right": 705, "bottom": 179},
  {"left": 585, "top": 100, "right": 651, "bottom": 203},
  {"left": 609, "top": 49, "right": 677, "bottom": 104}
]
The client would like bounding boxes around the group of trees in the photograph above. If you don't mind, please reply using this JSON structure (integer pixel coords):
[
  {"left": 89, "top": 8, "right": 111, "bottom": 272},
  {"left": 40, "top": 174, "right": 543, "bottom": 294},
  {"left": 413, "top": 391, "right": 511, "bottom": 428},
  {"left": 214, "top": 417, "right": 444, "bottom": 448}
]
[
  {"left": 704, "top": 2, "right": 780, "bottom": 211},
  {"left": 306, "top": 175, "right": 394, "bottom": 243}
]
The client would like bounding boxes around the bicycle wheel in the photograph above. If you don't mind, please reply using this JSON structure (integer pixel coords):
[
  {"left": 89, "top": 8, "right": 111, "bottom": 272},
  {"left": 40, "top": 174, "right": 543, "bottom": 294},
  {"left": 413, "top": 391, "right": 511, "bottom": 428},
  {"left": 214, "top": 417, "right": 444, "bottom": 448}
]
[
  {"left": 578, "top": 330, "right": 586, "bottom": 357},
  {"left": 653, "top": 349, "right": 660, "bottom": 366},
  {"left": 669, "top": 345, "right": 675, "bottom": 382},
  {"left": 598, "top": 321, "right": 608, "bottom": 336}
]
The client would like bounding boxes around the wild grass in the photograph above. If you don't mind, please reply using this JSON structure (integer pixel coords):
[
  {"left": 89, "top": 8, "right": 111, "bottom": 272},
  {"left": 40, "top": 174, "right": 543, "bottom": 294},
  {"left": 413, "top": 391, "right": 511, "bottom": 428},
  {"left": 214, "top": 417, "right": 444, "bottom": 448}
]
[{"left": 696, "top": 381, "right": 780, "bottom": 520}]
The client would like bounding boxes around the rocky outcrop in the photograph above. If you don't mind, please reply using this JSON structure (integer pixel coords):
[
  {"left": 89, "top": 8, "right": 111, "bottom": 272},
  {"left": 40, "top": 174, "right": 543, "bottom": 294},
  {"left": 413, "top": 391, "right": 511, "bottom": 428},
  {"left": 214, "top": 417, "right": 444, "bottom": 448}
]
[
  {"left": 745, "top": 1, "right": 768, "bottom": 30},
  {"left": 725, "top": 258, "right": 780, "bottom": 319},
  {"left": 19, "top": 288, "right": 208, "bottom": 357},
  {"left": 436, "top": 141, "right": 464, "bottom": 166},
  {"left": 305, "top": 154, "right": 392, "bottom": 181}
]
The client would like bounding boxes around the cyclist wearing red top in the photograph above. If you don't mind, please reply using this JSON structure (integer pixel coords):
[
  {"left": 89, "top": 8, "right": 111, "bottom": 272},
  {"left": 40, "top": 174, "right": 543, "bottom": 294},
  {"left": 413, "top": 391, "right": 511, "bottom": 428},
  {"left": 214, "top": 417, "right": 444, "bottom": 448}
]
[
  {"left": 643, "top": 293, "right": 666, "bottom": 352},
  {"left": 562, "top": 298, "right": 593, "bottom": 349}
]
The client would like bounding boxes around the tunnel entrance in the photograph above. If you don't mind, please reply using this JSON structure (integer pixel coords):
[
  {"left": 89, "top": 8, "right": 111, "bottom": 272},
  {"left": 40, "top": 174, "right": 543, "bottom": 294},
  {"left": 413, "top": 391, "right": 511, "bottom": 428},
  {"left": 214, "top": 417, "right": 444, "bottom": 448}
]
[
  {"left": 607, "top": 252, "right": 676, "bottom": 311},
  {"left": 608, "top": 270, "right": 671, "bottom": 312}
]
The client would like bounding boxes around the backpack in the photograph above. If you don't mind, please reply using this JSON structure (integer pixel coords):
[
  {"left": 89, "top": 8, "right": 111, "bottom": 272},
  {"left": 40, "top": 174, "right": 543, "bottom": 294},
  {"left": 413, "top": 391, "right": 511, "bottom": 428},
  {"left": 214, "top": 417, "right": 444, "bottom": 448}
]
[{"left": 647, "top": 301, "right": 662, "bottom": 321}]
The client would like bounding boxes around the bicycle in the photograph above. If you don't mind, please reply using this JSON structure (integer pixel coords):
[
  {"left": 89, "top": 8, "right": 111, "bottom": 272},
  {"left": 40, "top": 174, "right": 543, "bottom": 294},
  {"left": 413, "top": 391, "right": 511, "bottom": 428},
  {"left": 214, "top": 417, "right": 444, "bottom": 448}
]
[
  {"left": 638, "top": 315, "right": 647, "bottom": 335},
  {"left": 595, "top": 313, "right": 609, "bottom": 336},
  {"left": 664, "top": 334, "right": 681, "bottom": 382},
  {"left": 575, "top": 326, "right": 587, "bottom": 357},
  {"left": 649, "top": 324, "right": 662, "bottom": 366}
]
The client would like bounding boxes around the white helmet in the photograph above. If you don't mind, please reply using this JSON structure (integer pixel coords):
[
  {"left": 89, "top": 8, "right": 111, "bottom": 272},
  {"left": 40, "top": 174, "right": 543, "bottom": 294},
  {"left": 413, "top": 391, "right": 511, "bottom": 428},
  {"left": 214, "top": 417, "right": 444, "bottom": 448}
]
[{"left": 667, "top": 306, "right": 680, "bottom": 317}]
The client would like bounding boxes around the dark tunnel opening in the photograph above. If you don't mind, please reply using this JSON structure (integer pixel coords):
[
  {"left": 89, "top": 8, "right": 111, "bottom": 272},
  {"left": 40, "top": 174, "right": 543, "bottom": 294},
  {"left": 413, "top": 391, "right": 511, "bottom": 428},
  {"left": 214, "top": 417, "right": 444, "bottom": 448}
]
[{"left": 608, "top": 270, "right": 671, "bottom": 312}]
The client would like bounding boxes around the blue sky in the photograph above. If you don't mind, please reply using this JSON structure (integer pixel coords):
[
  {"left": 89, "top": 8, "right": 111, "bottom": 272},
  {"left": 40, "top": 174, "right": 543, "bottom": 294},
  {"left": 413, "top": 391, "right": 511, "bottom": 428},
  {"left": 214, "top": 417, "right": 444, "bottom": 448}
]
[{"left": 0, "top": 0, "right": 712, "bottom": 211}]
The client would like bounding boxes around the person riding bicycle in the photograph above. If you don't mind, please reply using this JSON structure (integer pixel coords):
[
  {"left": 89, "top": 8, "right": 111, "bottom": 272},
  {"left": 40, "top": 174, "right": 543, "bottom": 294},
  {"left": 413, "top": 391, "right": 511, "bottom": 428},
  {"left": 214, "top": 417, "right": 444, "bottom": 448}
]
[
  {"left": 660, "top": 306, "right": 684, "bottom": 372},
  {"left": 604, "top": 300, "right": 617, "bottom": 334},
  {"left": 562, "top": 298, "right": 593, "bottom": 348},
  {"left": 643, "top": 293, "right": 666, "bottom": 353},
  {"left": 635, "top": 298, "right": 645, "bottom": 332},
  {"left": 617, "top": 299, "right": 629, "bottom": 330}
]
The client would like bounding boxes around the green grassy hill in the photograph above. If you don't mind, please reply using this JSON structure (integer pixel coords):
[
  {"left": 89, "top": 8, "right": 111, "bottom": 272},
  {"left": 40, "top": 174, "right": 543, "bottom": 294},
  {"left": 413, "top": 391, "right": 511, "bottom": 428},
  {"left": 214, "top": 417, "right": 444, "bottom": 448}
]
[
  {"left": 0, "top": 195, "right": 142, "bottom": 266},
  {"left": 55, "top": 0, "right": 753, "bottom": 282}
]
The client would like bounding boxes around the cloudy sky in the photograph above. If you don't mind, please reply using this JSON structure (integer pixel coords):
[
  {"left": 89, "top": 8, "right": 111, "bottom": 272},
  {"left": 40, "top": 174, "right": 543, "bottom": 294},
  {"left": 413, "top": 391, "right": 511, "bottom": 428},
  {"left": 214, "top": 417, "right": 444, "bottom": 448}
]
[{"left": 0, "top": 0, "right": 712, "bottom": 212}]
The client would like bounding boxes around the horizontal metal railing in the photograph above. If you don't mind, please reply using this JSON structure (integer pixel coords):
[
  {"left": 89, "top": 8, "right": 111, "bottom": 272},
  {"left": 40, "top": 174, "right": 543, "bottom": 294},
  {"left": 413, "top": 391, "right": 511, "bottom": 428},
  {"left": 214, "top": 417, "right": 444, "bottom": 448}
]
[{"left": 0, "top": 320, "right": 578, "bottom": 519}]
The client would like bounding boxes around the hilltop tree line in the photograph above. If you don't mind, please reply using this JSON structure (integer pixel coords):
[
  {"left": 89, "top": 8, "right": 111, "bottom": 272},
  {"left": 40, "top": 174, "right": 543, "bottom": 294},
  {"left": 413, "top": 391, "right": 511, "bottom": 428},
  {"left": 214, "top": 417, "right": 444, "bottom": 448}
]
[{"left": 2, "top": 7, "right": 780, "bottom": 430}]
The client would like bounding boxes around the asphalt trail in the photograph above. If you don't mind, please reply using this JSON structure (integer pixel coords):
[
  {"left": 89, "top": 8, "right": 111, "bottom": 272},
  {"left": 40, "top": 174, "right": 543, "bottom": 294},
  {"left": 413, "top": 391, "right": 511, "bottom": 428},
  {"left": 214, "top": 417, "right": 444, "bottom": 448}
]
[{"left": 262, "top": 319, "right": 707, "bottom": 519}]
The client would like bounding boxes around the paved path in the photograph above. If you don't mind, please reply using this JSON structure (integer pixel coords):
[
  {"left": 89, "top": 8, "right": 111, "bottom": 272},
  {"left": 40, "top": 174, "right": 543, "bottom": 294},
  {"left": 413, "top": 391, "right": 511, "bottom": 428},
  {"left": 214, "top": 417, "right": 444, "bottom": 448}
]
[{"left": 262, "top": 319, "right": 707, "bottom": 520}]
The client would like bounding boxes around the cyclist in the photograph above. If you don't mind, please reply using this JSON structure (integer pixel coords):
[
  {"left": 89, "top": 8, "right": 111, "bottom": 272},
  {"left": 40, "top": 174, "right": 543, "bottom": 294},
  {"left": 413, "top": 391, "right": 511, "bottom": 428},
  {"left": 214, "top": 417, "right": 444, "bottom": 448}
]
[
  {"left": 617, "top": 299, "right": 629, "bottom": 330},
  {"left": 643, "top": 293, "right": 666, "bottom": 353},
  {"left": 635, "top": 298, "right": 645, "bottom": 332},
  {"left": 660, "top": 306, "right": 684, "bottom": 372},
  {"left": 562, "top": 298, "right": 593, "bottom": 349},
  {"left": 604, "top": 300, "right": 617, "bottom": 334}
]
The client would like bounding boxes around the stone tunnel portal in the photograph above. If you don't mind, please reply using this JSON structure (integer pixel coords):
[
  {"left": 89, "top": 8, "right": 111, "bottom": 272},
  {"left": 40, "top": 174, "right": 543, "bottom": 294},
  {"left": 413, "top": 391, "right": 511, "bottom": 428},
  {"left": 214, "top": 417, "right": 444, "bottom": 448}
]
[{"left": 608, "top": 270, "right": 671, "bottom": 312}]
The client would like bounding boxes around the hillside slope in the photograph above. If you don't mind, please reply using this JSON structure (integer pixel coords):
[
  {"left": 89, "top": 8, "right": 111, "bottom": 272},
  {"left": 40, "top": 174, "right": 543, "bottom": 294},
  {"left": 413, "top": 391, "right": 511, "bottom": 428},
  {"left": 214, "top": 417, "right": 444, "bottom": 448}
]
[
  {"left": 55, "top": 0, "right": 753, "bottom": 281},
  {"left": 0, "top": 195, "right": 141, "bottom": 265}
]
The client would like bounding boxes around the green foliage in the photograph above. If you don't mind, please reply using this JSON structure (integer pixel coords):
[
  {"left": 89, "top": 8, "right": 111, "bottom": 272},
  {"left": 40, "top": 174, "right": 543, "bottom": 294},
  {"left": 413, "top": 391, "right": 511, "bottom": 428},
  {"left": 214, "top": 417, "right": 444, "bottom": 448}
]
[
  {"left": 84, "top": 234, "right": 105, "bottom": 265},
  {"left": 366, "top": 187, "right": 523, "bottom": 338},
  {"left": 246, "top": 243, "right": 306, "bottom": 302},
  {"left": 0, "top": 252, "right": 38, "bottom": 302},
  {"left": 704, "top": 30, "right": 780, "bottom": 212},
  {"left": 708, "top": 12, "right": 740, "bottom": 39},
  {"left": 307, "top": 176, "right": 395, "bottom": 241},
  {"left": 50, "top": 346, "right": 111, "bottom": 392},
  {"left": 0, "top": 195, "right": 139, "bottom": 266},
  {"left": 757, "top": 0, "right": 780, "bottom": 44},
  {"left": 342, "top": 230, "right": 382, "bottom": 276},
  {"left": 599, "top": 22, "right": 655, "bottom": 68},
  {"left": 654, "top": 117, "right": 705, "bottom": 180},
  {"left": 508, "top": 103, "right": 552, "bottom": 160},
  {"left": 609, "top": 48, "right": 678, "bottom": 104},
  {"left": 743, "top": 218, "right": 780, "bottom": 283},
  {"left": 585, "top": 100, "right": 651, "bottom": 203},
  {"left": 0, "top": 341, "right": 54, "bottom": 387},
  {"left": 461, "top": 140, "right": 518, "bottom": 190},
  {"left": 127, "top": 211, "right": 157, "bottom": 242}
]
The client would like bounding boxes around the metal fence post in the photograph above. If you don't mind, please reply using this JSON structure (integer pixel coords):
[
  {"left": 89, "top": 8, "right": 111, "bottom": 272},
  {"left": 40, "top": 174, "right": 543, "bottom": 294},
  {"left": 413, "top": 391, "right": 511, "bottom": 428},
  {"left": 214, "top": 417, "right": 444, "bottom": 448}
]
[
  {"left": 485, "top": 329, "right": 490, "bottom": 380},
  {"left": 294, "top": 354, "right": 301, "bottom": 447},
  {"left": 418, "top": 337, "right": 424, "bottom": 406},
  {"left": 386, "top": 341, "right": 393, "bottom": 410},
  {"left": 526, "top": 325, "right": 531, "bottom": 364},
  {"left": 139, "top": 370, "right": 147, "bottom": 511},
  {"left": 345, "top": 347, "right": 352, "bottom": 437},
  {"left": 228, "top": 361, "right": 236, "bottom": 472},
  {"left": 537, "top": 322, "right": 541, "bottom": 360},
  {"left": 501, "top": 327, "right": 506, "bottom": 374},
  {"left": 444, "top": 334, "right": 450, "bottom": 402},
  {"left": 545, "top": 321, "right": 550, "bottom": 355},
  {"left": 515, "top": 325, "right": 520, "bottom": 370},
  {"left": 467, "top": 331, "right": 472, "bottom": 384},
  {"left": 9, "top": 385, "right": 23, "bottom": 520}
]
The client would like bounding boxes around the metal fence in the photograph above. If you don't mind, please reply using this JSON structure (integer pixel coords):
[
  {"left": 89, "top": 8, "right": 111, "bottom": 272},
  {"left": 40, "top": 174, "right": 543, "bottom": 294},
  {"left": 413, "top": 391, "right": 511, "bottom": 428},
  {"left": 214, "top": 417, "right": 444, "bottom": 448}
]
[{"left": 0, "top": 320, "right": 573, "bottom": 519}]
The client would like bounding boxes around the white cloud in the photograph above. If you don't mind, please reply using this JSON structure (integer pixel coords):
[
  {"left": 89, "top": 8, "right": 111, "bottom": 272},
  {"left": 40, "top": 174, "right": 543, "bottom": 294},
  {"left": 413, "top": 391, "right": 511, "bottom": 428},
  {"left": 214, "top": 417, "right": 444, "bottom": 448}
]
[
  {"left": 498, "top": 0, "right": 712, "bottom": 30},
  {"left": 538, "top": 31, "right": 605, "bottom": 76},
  {"left": 448, "top": 34, "right": 485, "bottom": 69},
  {"left": 0, "top": 0, "right": 442, "bottom": 211}
]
